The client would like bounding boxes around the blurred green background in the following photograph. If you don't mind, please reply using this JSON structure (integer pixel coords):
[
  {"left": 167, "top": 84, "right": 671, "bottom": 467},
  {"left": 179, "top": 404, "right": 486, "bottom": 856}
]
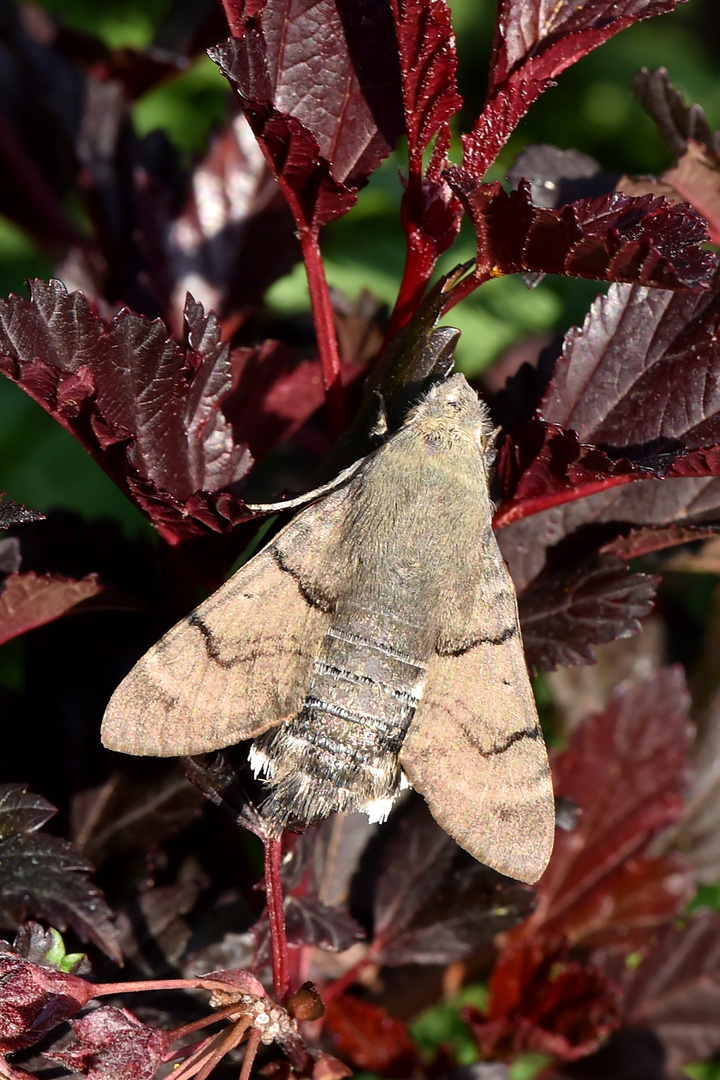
[{"left": 0, "top": 0, "right": 719, "bottom": 528}]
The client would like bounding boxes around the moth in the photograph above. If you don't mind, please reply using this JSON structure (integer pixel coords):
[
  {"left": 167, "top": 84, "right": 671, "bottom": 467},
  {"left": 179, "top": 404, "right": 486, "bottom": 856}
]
[{"left": 102, "top": 373, "right": 554, "bottom": 884}]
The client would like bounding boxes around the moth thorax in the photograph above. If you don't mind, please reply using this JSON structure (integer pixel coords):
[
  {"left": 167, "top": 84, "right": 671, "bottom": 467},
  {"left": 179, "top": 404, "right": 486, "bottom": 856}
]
[{"left": 251, "top": 599, "right": 431, "bottom": 833}]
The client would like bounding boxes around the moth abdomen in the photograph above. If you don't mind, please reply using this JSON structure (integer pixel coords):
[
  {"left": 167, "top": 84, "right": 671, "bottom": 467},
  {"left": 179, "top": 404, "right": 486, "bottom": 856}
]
[{"left": 251, "top": 600, "right": 432, "bottom": 832}]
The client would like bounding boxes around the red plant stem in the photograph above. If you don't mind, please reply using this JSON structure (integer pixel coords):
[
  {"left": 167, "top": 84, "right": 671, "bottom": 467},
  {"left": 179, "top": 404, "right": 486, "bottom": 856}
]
[
  {"left": 384, "top": 242, "right": 435, "bottom": 348},
  {"left": 265, "top": 835, "right": 291, "bottom": 1002},
  {"left": 169, "top": 1003, "right": 251, "bottom": 1042},
  {"left": 441, "top": 266, "right": 490, "bottom": 312},
  {"left": 92, "top": 977, "right": 250, "bottom": 997},
  {"left": 319, "top": 946, "right": 378, "bottom": 1005},
  {"left": 239, "top": 1027, "right": 263, "bottom": 1080},
  {"left": 299, "top": 227, "right": 347, "bottom": 440},
  {"left": 220, "top": 0, "right": 245, "bottom": 35}
]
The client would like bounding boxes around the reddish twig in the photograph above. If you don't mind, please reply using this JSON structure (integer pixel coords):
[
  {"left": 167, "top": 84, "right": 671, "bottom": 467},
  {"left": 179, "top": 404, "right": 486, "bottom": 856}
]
[
  {"left": 264, "top": 835, "right": 291, "bottom": 1002},
  {"left": 299, "top": 228, "right": 347, "bottom": 439}
]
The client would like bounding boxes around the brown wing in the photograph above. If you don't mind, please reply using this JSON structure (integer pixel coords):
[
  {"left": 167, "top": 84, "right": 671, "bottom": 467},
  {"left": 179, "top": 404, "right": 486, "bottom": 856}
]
[
  {"left": 101, "top": 486, "right": 356, "bottom": 758},
  {"left": 400, "top": 536, "right": 554, "bottom": 885}
]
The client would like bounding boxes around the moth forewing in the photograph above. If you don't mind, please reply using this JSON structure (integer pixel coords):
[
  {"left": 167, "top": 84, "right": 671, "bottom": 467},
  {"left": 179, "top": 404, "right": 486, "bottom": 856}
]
[
  {"left": 101, "top": 372, "right": 555, "bottom": 884},
  {"left": 100, "top": 480, "right": 359, "bottom": 756}
]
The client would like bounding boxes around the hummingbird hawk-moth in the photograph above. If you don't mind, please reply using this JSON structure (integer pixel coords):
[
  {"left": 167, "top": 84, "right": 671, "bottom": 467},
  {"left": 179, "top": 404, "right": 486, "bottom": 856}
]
[{"left": 101, "top": 373, "right": 554, "bottom": 884}]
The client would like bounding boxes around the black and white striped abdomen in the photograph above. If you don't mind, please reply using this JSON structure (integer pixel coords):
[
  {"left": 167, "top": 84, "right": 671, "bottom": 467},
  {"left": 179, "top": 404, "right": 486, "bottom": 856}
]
[{"left": 250, "top": 600, "right": 431, "bottom": 831}]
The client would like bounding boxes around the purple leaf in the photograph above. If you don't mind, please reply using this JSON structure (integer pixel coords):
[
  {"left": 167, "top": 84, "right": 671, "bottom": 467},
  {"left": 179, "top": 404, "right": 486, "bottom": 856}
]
[
  {"left": 499, "top": 475, "right": 720, "bottom": 591},
  {"left": 138, "top": 109, "right": 301, "bottom": 338},
  {"left": 0, "top": 785, "right": 120, "bottom": 962},
  {"left": 606, "top": 909, "right": 720, "bottom": 1075},
  {"left": 372, "top": 802, "right": 533, "bottom": 966},
  {"left": 518, "top": 554, "right": 658, "bottom": 675},
  {"left": 507, "top": 146, "right": 618, "bottom": 209},
  {"left": 495, "top": 419, "right": 644, "bottom": 528},
  {"left": 0, "top": 946, "right": 92, "bottom": 1053},
  {"left": 211, "top": 0, "right": 405, "bottom": 232},
  {"left": 0, "top": 571, "right": 132, "bottom": 647},
  {"left": 0, "top": 282, "right": 256, "bottom": 543},
  {"left": 542, "top": 275, "right": 720, "bottom": 453},
  {"left": 392, "top": 0, "right": 463, "bottom": 305},
  {"left": 462, "top": 0, "right": 690, "bottom": 174},
  {"left": 446, "top": 179, "right": 714, "bottom": 289},
  {"left": 529, "top": 669, "right": 694, "bottom": 950},
  {"left": 632, "top": 66, "right": 720, "bottom": 162},
  {"left": 48, "top": 1006, "right": 173, "bottom": 1080}
]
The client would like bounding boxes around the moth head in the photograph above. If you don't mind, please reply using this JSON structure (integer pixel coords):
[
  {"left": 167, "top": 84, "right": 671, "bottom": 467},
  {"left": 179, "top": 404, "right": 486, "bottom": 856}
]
[{"left": 410, "top": 373, "right": 494, "bottom": 457}]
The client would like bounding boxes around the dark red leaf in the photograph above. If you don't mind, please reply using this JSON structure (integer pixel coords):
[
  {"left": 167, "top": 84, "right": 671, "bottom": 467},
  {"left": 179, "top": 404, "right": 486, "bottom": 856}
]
[
  {"left": 0, "top": 497, "right": 44, "bottom": 531},
  {"left": 518, "top": 554, "right": 658, "bottom": 675},
  {"left": 372, "top": 802, "right": 533, "bottom": 966},
  {"left": 138, "top": 108, "right": 300, "bottom": 338},
  {"left": 542, "top": 274, "right": 720, "bottom": 454},
  {"left": 466, "top": 941, "right": 620, "bottom": 1061},
  {"left": 0, "top": 785, "right": 120, "bottom": 962},
  {"left": 446, "top": 179, "right": 714, "bottom": 290},
  {"left": 324, "top": 996, "right": 419, "bottom": 1078},
  {"left": 0, "top": 282, "right": 257, "bottom": 543},
  {"left": 494, "top": 419, "right": 644, "bottom": 528},
  {"left": 661, "top": 143, "right": 720, "bottom": 247},
  {"left": 462, "top": 0, "right": 689, "bottom": 174},
  {"left": 282, "top": 896, "right": 365, "bottom": 954},
  {"left": 524, "top": 670, "right": 694, "bottom": 951},
  {"left": 48, "top": 1005, "right": 173, "bottom": 1080},
  {"left": 392, "top": 0, "right": 463, "bottom": 307},
  {"left": 632, "top": 66, "right": 720, "bottom": 164},
  {"left": 0, "top": 572, "right": 133, "bottom": 647},
  {"left": 507, "top": 146, "right": 618, "bottom": 209},
  {"left": 606, "top": 909, "right": 720, "bottom": 1074},
  {"left": 600, "top": 523, "right": 720, "bottom": 560},
  {"left": 211, "top": 0, "right": 404, "bottom": 232},
  {"left": 0, "top": 946, "right": 92, "bottom": 1053},
  {"left": 71, "top": 765, "right": 203, "bottom": 867}
]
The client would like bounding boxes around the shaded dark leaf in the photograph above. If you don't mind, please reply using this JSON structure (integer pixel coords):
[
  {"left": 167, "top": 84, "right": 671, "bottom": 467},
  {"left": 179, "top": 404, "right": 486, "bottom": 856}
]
[
  {"left": 212, "top": 0, "right": 405, "bottom": 232},
  {"left": 324, "top": 996, "right": 419, "bottom": 1078},
  {"left": 603, "top": 909, "right": 720, "bottom": 1075},
  {"left": 0, "top": 282, "right": 256, "bottom": 543},
  {"left": 283, "top": 897, "right": 364, "bottom": 954},
  {"left": 518, "top": 553, "right": 658, "bottom": 675},
  {"left": 632, "top": 66, "right": 720, "bottom": 163},
  {"left": 0, "top": 571, "right": 133, "bottom": 647},
  {"left": 524, "top": 670, "right": 694, "bottom": 951},
  {"left": 447, "top": 180, "right": 714, "bottom": 290},
  {"left": 507, "top": 146, "right": 618, "bottom": 209},
  {"left": 48, "top": 1005, "right": 173, "bottom": 1080},
  {"left": 0, "top": 496, "right": 43, "bottom": 531},
  {"left": 0, "top": 785, "right": 120, "bottom": 962},
  {"left": 115, "top": 865, "right": 207, "bottom": 976},
  {"left": 466, "top": 942, "right": 620, "bottom": 1061},
  {"left": 0, "top": 945, "right": 92, "bottom": 1053},
  {"left": 373, "top": 802, "right": 533, "bottom": 966},
  {"left": 561, "top": 1026, "right": 667, "bottom": 1080},
  {"left": 183, "top": 750, "right": 267, "bottom": 841},
  {"left": 71, "top": 764, "right": 203, "bottom": 866}
]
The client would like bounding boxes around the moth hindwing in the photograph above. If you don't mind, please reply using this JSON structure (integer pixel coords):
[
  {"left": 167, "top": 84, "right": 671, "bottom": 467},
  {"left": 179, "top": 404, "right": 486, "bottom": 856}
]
[{"left": 102, "top": 373, "right": 554, "bottom": 884}]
